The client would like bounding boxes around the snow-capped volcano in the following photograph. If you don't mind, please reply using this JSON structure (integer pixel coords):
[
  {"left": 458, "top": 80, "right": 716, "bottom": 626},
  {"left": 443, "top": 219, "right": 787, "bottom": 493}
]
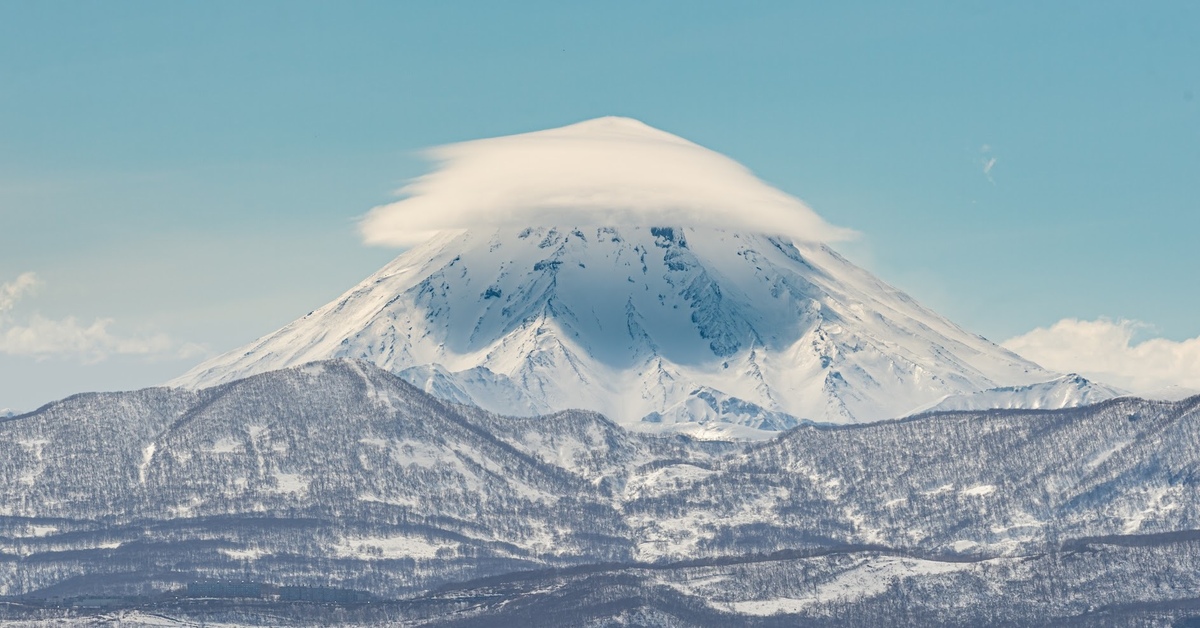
[
  {"left": 174, "top": 224, "right": 1052, "bottom": 437},
  {"left": 171, "top": 117, "right": 1076, "bottom": 437}
]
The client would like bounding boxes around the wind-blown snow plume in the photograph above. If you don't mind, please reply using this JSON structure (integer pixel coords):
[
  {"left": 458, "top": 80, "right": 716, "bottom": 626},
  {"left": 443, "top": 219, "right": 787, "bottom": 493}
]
[
  {"left": 1003, "top": 318, "right": 1200, "bottom": 396},
  {"left": 360, "top": 117, "right": 855, "bottom": 246}
]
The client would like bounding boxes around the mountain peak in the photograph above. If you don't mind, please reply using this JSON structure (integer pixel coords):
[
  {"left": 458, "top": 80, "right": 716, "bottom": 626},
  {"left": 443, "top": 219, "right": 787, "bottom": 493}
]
[{"left": 173, "top": 225, "right": 1051, "bottom": 438}]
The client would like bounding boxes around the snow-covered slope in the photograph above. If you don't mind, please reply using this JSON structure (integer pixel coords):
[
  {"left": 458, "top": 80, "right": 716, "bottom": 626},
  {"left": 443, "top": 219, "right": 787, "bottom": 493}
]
[
  {"left": 909, "top": 374, "right": 1125, "bottom": 415},
  {"left": 173, "top": 224, "right": 1050, "bottom": 434},
  {"left": 10, "top": 363, "right": 1200, "bottom": 622}
]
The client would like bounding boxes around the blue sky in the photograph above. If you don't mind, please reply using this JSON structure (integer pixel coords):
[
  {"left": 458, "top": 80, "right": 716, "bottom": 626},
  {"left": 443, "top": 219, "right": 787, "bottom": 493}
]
[{"left": 2, "top": 1, "right": 1198, "bottom": 409}]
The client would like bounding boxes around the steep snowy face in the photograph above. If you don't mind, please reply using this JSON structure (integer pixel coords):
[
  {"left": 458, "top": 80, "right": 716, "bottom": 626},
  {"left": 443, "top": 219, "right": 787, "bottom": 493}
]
[{"left": 173, "top": 225, "right": 1049, "bottom": 436}]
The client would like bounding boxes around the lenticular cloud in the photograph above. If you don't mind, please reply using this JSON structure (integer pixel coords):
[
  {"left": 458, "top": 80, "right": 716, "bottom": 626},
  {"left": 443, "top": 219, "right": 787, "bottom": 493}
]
[{"left": 360, "top": 117, "right": 855, "bottom": 246}]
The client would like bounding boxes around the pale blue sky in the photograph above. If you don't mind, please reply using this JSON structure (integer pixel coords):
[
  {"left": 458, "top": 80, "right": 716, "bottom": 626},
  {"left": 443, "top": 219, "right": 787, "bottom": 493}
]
[{"left": 2, "top": 1, "right": 1198, "bottom": 409}]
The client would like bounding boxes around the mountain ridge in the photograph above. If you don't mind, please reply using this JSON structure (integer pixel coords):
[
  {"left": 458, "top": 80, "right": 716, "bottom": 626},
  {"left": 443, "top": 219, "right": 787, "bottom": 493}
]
[{"left": 7, "top": 360, "right": 1200, "bottom": 625}]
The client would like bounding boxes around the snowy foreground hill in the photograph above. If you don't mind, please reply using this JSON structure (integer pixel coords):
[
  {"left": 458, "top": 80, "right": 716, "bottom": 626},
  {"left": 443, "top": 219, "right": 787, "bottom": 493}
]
[{"left": 4, "top": 360, "right": 1200, "bottom": 626}]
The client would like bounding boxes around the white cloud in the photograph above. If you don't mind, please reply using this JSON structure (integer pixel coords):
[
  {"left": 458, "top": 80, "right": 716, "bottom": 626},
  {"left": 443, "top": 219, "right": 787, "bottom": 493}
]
[
  {"left": 0, "top": 272, "right": 39, "bottom": 312},
  {"left": 359, "top": 116, "right": 856, "bottom": 246},
  {"left": 0, "top": 273, "right": 205, "bottom": 362},
  {"left": 1003, "top": 318, "right": 1200, "bottom": 396}
]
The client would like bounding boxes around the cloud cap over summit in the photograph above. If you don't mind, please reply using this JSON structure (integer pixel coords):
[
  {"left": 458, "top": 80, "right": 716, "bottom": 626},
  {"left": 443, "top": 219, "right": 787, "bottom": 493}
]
[{"left": 360, "top": 117, "right": 855, "bottom": 246}]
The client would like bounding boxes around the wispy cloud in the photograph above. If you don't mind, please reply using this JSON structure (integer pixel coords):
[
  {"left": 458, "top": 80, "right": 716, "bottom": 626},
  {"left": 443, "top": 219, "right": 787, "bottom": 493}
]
[
  {"left": 0, "top": 273, "right": 206, "bottom": 363},
  {"left": 982, "top": 157, "right": 997, "bottom": 179},
  {"left": 1003, "top": 318, "right": 1200, "bottom": 396},
  {"left": 359, "top": 116, "right": 856, "bottom": 247},
  {"left": 980, "top": 145, "right": 997, "bottom": 184}
]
